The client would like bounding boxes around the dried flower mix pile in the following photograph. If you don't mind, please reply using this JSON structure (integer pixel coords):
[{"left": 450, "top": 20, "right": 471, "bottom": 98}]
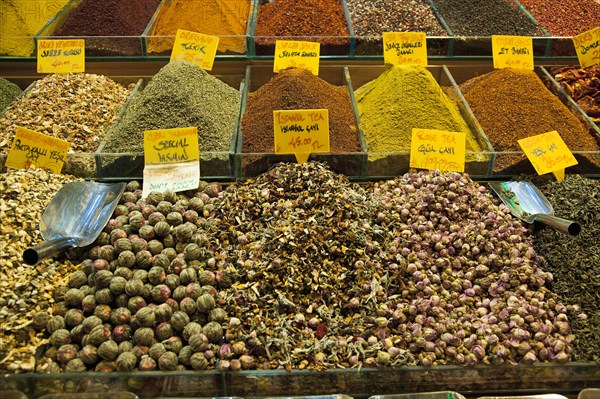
[{"left": 3, "top": 162, "right": 587, "bottom": 374}]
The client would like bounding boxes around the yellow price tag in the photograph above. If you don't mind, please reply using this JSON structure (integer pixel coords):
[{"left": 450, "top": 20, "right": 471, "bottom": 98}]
[
  {"left": 410, "top": 128, "right": 466, "bottom": 173},
  {"left": 382, "top": 32, "right": 427, "bottom": 66},
  {"left": 518, "top": 130, "right": 578, "bottom": 180},
  {"left": 144, "top": 127, "right": 199, "bottom": 165},
  {"left": 573, "top": 27, "right": 600, "bottom": 68},
  {"left": 37, "top": 39, "right": 85, "bottom": 74},
  {"left": 273, "top": 109, "right": 330, "bottom": 164},
  {"left": 170, "top": 29, "right": 219, "bottom": 71},
  {"left": 492, "top": 35, "right": 534, "bottom": 70},
  {"left": 6, "top": 127, "right": 70, "bottom": 174},
  {"left": 274, "top": 40, "right": 320, "bottom": 75}
]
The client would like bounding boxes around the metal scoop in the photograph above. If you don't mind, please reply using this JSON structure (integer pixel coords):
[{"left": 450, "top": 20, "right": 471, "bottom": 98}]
[
  {"left": 489, "top": 181, "right": 581, "bottom": 236},
  {"left": 23, "top": 181, "right": 126, "bottom": 265}
]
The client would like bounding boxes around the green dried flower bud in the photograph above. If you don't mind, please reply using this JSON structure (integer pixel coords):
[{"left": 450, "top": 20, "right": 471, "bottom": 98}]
[
  {"left": 118, "top": 250, "right": 136, "bottom": 268},
  {"left": 156, "top": 201, "right": 172, "bottom": 215},
  {"left": 197, "top": 271, "right": 215, "bottom": 286},
  {"left": 166, "top": 212, "right": 183, "bottom": 227},
  {"left": 162, "top": 247, "right": 178, "bottom": 261},
  {"left": 158, "top": 351, "right": 179, "bottom": 371},
  {"left": 171, "top": 311, "right": 190, "bottom": 332},
  {"left": 116, "top": 351, "right": 138, "bottom": 371},
  {"left": 163, "top": 336, "right": 184, "bottom": 354},
  {"left": 148, "top": 266, "right": 166, "bottom": 285},
  {"left": 190, "top": 352, "right": 208, "bottom": 370},
  {"left": 180, "top": 297, "right": 197, "bottom": 316},
  {"left": 179, "top": 268, "right": 197, "bottom": 285},
  {"left": 155, "top": 321, "right": 174, "bottom": 341},
  {"left": 65, "top": 288, "right": 85, "bottom": 307},
  {"left": 196, "top": 293, "right": 216, "bottom": 313},
  {"left": 208, "top": 308, "right": 227, "bottom": 323},
  {"left": 147, "top": 240, "right": 165, "bottom": 256},
  {"left": 114, "top": 266, "right": 133, "bottom": 280},
  {"left": 98, "top": 340, "right": 119, "bottom": 361},
  {"left": 151, "top": 284, "right": 172, "bottom": 303},
  {"left": 129, "top": 214, "right": 145, "bottom": 232},
  {"left": 65, "top": 358, "right": 87, "bottom": 372},
  {"left": 95, "top": 288, "right": 114, "bottom": 305},
  {"left": 149, "top": 343, "right": 167, "bottom": 361},
  {"left": 146, "top": 191, "right": 164, "bottom": 206},
  {"left": 88, "top": 325, "right": 111, "bottom": 346},
  {"left": 188, "top": 333, "right": 209, "bottom": 352},
  {"left": 69, "top": 270, "right": 88, "bottom": 288},
  {"left": 165, "top": 274, "right": 181, "bottom": 291},
  {"left": 95, "top": 360, "right": 117, "bottom": 372},
  {"left": 118, "top": 340, "right": 134, "bottom": 354},
  {"left": 114, "top": 237, "right": 133, "bottom": 254},
  {"left": 50, "top": 329, "right": 71, "bottom": 347},
  {"left": 133, "top": 250, "right": 153, "bottom": 269},
  {"left": 82, "top": 315, "right": 103, "bottom": 333},
  {"left": 110, "top": 229, "right": 128, "bottom": 244},
  {"left": 113, "top": 324, "right": 133, "bottom": 343},
  {"left": 110, "top": 307, "right": 132, "bottom": 325},
  {"left": 134, "top": 327, "right": 155, "bottom": 346},
  {"left": 109, "top": 276, "right": 128, "bottom": 295},
  {"left": 155, "top": 303, "right": 174, "bottom": 323},
  {"left": 99, "top": 245, "right": 116, "bottom": 262},
  {"left": 52, "top": 301, "right": 69, "bottom": 317},
  {"left": 57, "top": 344, "right": 79, "bottom": 364},
  {"left": 172, "top": 286, "right": 186, "bottom": 301},
  {"left": 202, "top": 322, "right": 223, "bottom": 344},
  {"left": 47, "top": 315, "right": 66, "bottom": 334},
  {"left": 131, "top": 237, "right": 148, "bottom": 253},
  {"left": 94, "top": 270, "right": 114, "bottom": 288},
  {"left": 127, "top": 296, "right": 147, "bottom": 314},
  {"left": 64, "top": 308, "right": 84, "bottom": 328},
  {"left": 32, "top": 311, "right": 51, "bottom": 330},
  {"left": 132, "top": 269, "right": 148, "bottom": 282},
  {"left": 178, "top": 345, "right": 194, "bottom": 366},
  {"left": 124, "top": 279, "right": 144, "bottom": 297},
  {"left": 139, "top": 355, "right": 157, "bottom": 371},
  {"left": 147, "top": 211, "right": 165, "bottom": 226},
  {"left": 136, "top": 307, "right": 156, "bottom": 327},
  {"left": 79, "top": 344, "right": 99, "bottom": 365},
  {"left": 163, "top": 233, "right": 176, "bottom": 248}
]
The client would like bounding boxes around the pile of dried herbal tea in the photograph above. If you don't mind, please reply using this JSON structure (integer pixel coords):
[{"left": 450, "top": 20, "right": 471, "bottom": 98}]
[
  {"left": 31, "top": 163, "right": 583, "bottom": 373},
  {"left": 533, "top": 175, "right": 600, "bottom": 361},
  {"left": 0, "top": 76, "right": 22, "bottom": 111},
  {"left": 0, "top": 73, "right": 131, "bottom": 154},
  {"left": 0, "top": 168, "right": 81, "bottom": 372}
]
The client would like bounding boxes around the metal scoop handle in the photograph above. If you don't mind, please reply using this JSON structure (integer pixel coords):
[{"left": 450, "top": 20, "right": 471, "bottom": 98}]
[
  {"left": 23, "top": 237, "right": 79, "bottom": 266},
  {"left": 535, "top": 214, "right": 581, "bottom": 236}
]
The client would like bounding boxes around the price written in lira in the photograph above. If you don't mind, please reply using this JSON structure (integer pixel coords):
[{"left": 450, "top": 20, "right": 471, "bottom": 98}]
[
  {"left": 170, "top": 29, "right": 219, "bottom": 71},
  {"left": 142, "top": 127, "right": 200, "bottom": 197},
  {"left": 492, "top": 35, "right": 534, "bottom": 70},
  {"left": 573, "top": 27, "right": 600, "bottom": 68},
  {"left": 518, "top": 130, "right": 578, "bottom": 179},
  {"left": 5, "top": 127, "right": 70, "bottom": 174},
  {"left": 37, "top": 39, "right": 85, "bottom": 74},
  {"left": 410, "top": 128, "right": 466, "bottom": 173},
  {"left": 273, "top": 109, "right": 330, "bottom": 164},
  {"left": 274, "top": 40, "right": 320, "bottom": 75},
  {"left": 382, "top": 32, "right": 427, "bottom": 66}
]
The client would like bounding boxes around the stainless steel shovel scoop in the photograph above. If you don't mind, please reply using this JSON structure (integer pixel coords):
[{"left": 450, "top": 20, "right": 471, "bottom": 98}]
[
  {"left": 489, "top": 181, "right": 581, "bottom": 236},
  {"left": 23, "top": 181, "right": 126, "bottom": 265}
]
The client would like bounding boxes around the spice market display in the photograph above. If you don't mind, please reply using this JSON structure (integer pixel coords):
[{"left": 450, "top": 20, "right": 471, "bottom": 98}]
[{"left": 1, "top": 0, "right": 600, "bottom": 398}]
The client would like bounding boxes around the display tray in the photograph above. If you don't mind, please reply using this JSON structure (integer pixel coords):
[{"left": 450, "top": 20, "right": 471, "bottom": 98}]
[
  {"left": 34, "top": 0, "right": 157, "bottom": 57},
  {"left": 235, "top": 65, "right": 367, "bottom": 179},
  {"left": 0, "top": 76, "right": 142, "bottom": 178},
  {"left": 0, "top": 363, "right": 598, "bottom": 398},
  {"left": 251, "top": 0, "right": 353, "bottom": 57},
  {"left": 446, "top": 65, "right": 600, "bottom": 178},
  {"left": 143, "top": 0, "right": 253, "bottom": 58},
  {"left": 346, "top": 65, "right": 494, "bottom": 180},
  {"left": 95, "top": 73, "right": 244, "bottom": 182}
]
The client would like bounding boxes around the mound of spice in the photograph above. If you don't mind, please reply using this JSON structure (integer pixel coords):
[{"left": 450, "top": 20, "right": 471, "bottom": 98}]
[
  {"left": 551, "top": 65, "right": 600, "bottom": 125},
  {"left": 518, "top": 0, "right": 600, "bottom": 36},
  {"left": 241, "top": 68, "right": 360, "bottom": 153},
  {"left": 255, "top": 0, "right": 350, "bottom": 55},
  {"left": 0, "top": 77, "right": 22, "bottom": 111},
  {"left": 103, "top": 61, "right": 240, "bottom": 155},
  {"left": 354, "top": 65, "right": 483, "bottom": 154},
  {"left": 460, "top": 68, "right": 600, "bottom": 173},
  {"left": 53, "top": 0, "right": 160, "bottom": 56},
  {"left": 0, "top": 168, "right": 81, "bottom": 372},
  {"left": 434, "top": 0, "right": 542, "bottom": 36},
  {"left": 0, "top": 0, "right": 68, "bottom": 57},
  {"left": 0, "top": 73, "right": 132, "bottom": 154},
  {"left": 146, "top": 0, "right": 250, "bottom": 54},
  {"left": 533, "top": 175, "right": 600, "bottom": 361}
]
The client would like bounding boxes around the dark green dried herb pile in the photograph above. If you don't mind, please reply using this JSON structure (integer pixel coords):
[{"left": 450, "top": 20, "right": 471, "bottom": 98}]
[{"left": 534, "top": 175, "right": 600, "bottom": 361}]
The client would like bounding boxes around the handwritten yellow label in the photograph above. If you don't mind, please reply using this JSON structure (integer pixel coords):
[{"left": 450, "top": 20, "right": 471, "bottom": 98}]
[
  {"left": 144, "top": 127, "right": 199, "bottom": 165},
  {"left": 274, "top": 40, "right": 320, "bottom": 75},
  {"left": 518, "top": 130, "right": 578, "bottom": 177},
  {"left": 37, "top": 39, "right": 85, "bottom": 74},
  {"left": 170, "top": 29, "right": 219, "bottom": 71},
  {"left": 382, "top": 32, "right": 427, "bottom": 66},
  {"left": 273, "top": 109, "right": 330, "bottom": 164},
  {"left": 410, "top": 128, "right": 466, "bottom": 173},
  {"left": 492, "top": 35, "right": 534, "bottom": 70},
  {"left": 6, "top": 127, "right": 70, "bottom": 173},
  {"left": 573, "top": 27, "right": 600, "bottom": 68}
]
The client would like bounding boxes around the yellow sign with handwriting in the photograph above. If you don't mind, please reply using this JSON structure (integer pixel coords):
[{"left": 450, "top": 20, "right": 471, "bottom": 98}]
[
  {"left": 144, "top": 127, "right": 199, "bottom": 165},
  {"left": 382, "top": 32, "right": 427, "bottom": 66},
  {"left": 573, "top": 27, "right": 600, "bottom": 68},
  {"left": 273, "top": 109, "right": 330, "bottom": 164},
  {"left": 6, "top": 127, "right": 70, "bottom": 173},
  {"left": 274, "top": 40, "right": 320, "bottom": 75},
  {"left": 37, "top": 39, "right": 85, "bottom": 74},
  {"left": 492, "top": 35, "right": 534, "bottom": 70},
  {"left": 410, "top": 128, "right": 466, "bottom": 172},
  {"left": 170, "top": 29, "right": 219, "bottom": 71},
  {"left": 518, "top": 130, "right": 578, "bottom": 180}
]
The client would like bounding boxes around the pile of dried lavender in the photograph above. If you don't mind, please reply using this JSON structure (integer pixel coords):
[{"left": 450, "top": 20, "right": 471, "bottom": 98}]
[
  {"left": 0, "top": 168, "right": 81, "bottom": 372},
  {"left": 533, "top": 175, "right": 600, "bottom": 361}
]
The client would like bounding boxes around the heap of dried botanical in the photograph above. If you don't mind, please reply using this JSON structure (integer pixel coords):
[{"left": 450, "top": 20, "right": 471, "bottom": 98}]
[
  {"left": 0, "top": 168, "right": 81, "bottom": 372},
  {"left": 35, "top": 180, "right": 233, "bottom": 372},
  {"left": 533, "top": 175, "right": 600, "bottom": 361}
]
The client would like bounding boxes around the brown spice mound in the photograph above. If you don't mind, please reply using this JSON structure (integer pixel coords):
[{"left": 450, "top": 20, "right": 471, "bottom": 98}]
[{"left": 241, "top": 68, "right": 360, "bottom": 153}]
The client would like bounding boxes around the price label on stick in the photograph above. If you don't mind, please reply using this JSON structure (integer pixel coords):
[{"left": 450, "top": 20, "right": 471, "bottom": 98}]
[
  {"left": 142, "top": 127, "right": 200, "bottom": 197},
  {"left": 492, "top": 35, "right": 534, "bottom": 70},
  {"left": 518, "top": 130, "right": 578, "bottom": 181},
  {"left": 6, "top": 127, "right": 70, "bottom": 173},
  {"left": 274, "top": 40, "right": 320, "bottom": 75},
  {"left": 37, "top": 39, "right": 85, "bottom": 74},
  {"left": 382, "top": 32, "right": 427, "bottom": 66},
  {"left": 170, "top": 29, "right": 219, "bottom": 71},
  {"left": 273, "top": 109, "right": 330, "bottom": 164},
  {"left": 410, "top": 128, "right": 466, "bottom": 173},
  {"left": 573, "top": 27, "right": 600, "bottom": 68}
]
